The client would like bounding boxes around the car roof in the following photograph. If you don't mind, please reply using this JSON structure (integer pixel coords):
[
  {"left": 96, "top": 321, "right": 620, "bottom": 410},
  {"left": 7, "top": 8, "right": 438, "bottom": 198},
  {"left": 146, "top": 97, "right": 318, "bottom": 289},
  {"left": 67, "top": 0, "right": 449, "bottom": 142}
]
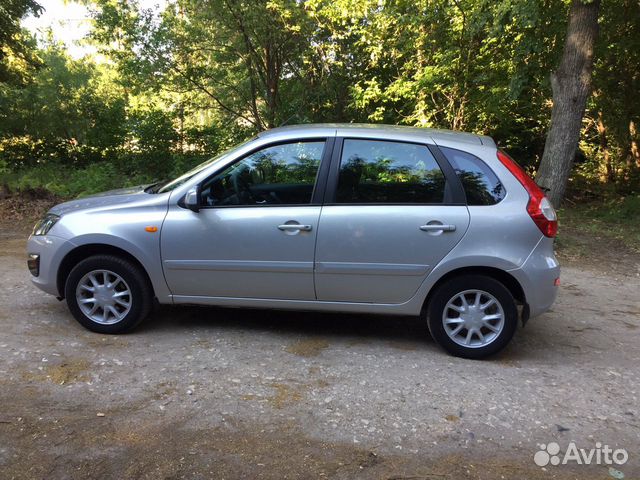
[{"left": 258, "top": 123, "right": 495, "bottom": 146}]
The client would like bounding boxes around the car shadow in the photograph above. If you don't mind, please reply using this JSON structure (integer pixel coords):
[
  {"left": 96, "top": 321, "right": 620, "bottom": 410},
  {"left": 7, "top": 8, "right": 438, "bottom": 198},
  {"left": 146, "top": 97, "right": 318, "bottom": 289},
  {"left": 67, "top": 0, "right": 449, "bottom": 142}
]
[
  {"left": 134, "top": 306, "right": 570, "bottom": 363},
  {"left": 137, "top": 304, "right": 433, "bottom": 347}
]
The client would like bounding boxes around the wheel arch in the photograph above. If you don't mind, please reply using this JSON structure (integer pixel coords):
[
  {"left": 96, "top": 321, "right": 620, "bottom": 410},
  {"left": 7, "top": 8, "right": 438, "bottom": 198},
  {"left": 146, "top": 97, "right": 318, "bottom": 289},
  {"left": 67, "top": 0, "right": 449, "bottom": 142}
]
[
  {"left": 56, "top": 244, "right": 155, "bottom": 299},
  {"left": 422, "top": 266, "right": 526, "bottom": 314}
]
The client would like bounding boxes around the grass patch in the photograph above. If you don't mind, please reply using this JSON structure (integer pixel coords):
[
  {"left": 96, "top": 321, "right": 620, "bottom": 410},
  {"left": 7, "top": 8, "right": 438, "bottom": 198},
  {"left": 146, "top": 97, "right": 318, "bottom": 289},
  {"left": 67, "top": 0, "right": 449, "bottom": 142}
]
[{"left": 557, "top": 195, "right": 640, "bottom": 253}]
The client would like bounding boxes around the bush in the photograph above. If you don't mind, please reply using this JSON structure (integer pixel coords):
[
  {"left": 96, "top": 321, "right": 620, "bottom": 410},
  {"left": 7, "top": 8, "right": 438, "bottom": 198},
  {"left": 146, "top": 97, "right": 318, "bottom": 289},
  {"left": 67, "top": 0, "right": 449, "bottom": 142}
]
[
  {"left": 1, "top": 150, "right": 212, "bottom": 199},
  {"left": 0, "top": 136, "right": 106, "bottom": 171},
  {"left": 4, "top": 162, "right": 144, "bottom": 198}
]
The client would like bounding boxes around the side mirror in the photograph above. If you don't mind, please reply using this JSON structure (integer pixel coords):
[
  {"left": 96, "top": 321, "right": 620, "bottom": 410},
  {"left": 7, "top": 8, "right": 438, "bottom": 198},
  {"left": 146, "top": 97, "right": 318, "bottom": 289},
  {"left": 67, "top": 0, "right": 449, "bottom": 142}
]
[{"left": 183, "top": 187, "right": 200, "bottom": 212}]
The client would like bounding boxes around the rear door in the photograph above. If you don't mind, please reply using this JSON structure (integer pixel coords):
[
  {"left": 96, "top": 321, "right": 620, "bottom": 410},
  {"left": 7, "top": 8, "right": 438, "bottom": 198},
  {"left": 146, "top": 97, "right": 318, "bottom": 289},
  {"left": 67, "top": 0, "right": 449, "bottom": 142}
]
[{"left": 314, "top": 137, "right": 470, "bottom": 304}]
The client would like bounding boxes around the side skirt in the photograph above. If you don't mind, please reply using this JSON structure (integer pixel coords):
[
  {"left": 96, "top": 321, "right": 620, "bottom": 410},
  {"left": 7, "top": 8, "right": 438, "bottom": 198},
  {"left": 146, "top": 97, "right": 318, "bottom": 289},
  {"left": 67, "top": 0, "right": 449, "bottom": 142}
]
[{"left": 170, "top": 295, "right": 421, "bottom": 316}]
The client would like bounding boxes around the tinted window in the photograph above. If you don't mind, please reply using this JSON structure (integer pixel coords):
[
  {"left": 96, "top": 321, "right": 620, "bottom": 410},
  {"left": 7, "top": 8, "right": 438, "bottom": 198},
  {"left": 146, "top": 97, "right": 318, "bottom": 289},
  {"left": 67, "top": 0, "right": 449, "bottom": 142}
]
[
  {"left": 441, "top": 147, "right": 505, "bottom": 205},
  {"left": 336, "top": 139, "right": 445, "bottom": 204},
  {"left": 200, "top": 141, "right": 324, "bottom": 206}
]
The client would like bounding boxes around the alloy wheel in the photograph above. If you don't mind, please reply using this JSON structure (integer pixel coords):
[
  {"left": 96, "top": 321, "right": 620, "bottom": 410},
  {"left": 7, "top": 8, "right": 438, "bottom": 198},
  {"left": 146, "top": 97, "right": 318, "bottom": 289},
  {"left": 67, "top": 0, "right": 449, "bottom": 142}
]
[
  {"left": 442, "top": 289, "right": 505, "bottom": 348},
  {"left": 75, "top": 269, "right": 132, "bottom": 325}
]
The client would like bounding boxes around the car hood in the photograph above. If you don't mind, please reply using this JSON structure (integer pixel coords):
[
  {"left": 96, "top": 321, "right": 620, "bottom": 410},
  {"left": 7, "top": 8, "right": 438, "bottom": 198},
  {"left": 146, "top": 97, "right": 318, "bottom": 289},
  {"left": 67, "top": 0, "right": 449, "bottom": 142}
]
[{"left": 49, "top": 185, "right": 153, "bottom": 216}]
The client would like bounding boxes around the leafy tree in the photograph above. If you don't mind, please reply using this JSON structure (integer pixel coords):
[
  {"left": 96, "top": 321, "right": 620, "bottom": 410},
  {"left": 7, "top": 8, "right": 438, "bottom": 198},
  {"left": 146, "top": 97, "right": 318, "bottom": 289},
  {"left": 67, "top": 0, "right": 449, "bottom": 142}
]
[
  {"left": 0, "top": 0, "right": 43, "bottom": 84},
  {"left": 330, "top": 0, "right": 566, "bottom": 165},
  {"left": 91, "top": 0, "right": 319, "bottom": 131},
  {"left": 584, "top": 0, "right": 640, "bottom": 189},
  {"left": 0, "top": 43, "right": 128, "bottom": 167}
]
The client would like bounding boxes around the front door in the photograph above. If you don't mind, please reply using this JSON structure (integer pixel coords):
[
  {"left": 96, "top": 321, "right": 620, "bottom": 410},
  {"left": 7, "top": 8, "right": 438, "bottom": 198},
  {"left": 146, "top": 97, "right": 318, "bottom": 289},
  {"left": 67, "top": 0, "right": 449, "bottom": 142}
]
[
  {"left": 161, "top": 140, "right": 328, "bottom": 300},
  {"left": 314, "top": 138, "right": 470, "bottom": 304}
]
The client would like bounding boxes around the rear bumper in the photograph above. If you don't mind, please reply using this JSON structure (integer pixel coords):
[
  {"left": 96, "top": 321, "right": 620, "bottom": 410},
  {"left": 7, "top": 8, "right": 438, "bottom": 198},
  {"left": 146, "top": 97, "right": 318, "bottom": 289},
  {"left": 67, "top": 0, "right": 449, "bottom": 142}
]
[
  {"left": 508, "top": 237, "right": 560, "bottom": 319},
  {"left": 27, "top": 234, "right": 76, "bottom": 297}
]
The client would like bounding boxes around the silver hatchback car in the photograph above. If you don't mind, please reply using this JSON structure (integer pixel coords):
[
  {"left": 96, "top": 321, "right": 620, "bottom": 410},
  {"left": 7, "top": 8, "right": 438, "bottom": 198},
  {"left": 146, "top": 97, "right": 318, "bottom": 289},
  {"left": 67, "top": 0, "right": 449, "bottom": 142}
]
[{"left": 27, "top": 124, "right": 559, "bottom": 358}]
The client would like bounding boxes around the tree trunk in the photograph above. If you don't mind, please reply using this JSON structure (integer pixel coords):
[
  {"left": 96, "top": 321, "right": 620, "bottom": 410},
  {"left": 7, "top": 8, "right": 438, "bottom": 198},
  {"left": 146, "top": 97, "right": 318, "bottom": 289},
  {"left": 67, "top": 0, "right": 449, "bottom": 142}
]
[
  {"left": 596, "top": 111, "right": 613, "bottom": 182},
  {"left": 264, "top": 40, "right": 280, "bottom": 129},
  {"left": 630, "top": 120, "right": 640, "bottom": 170},
  {"left": 535, "top": 0, "right": 600, "bottom": 206}
]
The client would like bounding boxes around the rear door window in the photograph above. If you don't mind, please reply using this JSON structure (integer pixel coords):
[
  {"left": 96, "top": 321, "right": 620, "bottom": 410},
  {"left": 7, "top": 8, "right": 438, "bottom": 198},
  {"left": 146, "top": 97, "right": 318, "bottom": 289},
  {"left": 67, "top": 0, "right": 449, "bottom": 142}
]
[
  {"left": 440, "top": 147, "right": 505, "bottom": 205},
  {"left": 335, "top": 139, "right": 446, "bottom": 204}
]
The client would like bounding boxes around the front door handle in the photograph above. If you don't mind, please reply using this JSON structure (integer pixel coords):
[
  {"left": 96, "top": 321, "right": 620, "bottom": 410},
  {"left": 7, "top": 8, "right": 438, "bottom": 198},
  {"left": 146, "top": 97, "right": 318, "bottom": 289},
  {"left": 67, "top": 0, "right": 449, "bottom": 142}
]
[
  {"left": 420, "top": 223, "right": 456, "bottom": 232},
  {"left": 278, "top": 224, "right": 313, "bottom": 232}
]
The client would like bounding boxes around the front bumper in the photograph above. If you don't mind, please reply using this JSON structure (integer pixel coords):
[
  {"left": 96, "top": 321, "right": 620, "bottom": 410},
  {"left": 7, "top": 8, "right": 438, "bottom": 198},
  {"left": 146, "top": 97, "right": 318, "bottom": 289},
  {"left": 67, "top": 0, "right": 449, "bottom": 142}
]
[
  {"left": 508, "top": 237, "right": 560, "bottom": 319},
  {"left": 27, "top": 234, "right": 76, "bottom": 297}
]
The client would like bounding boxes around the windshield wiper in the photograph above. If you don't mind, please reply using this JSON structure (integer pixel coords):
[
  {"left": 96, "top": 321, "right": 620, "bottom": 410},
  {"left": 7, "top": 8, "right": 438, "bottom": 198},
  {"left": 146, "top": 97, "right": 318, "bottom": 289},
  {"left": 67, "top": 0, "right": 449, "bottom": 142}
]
[{"left": 144, "top": 180, "right": 168, "bottom": 194}]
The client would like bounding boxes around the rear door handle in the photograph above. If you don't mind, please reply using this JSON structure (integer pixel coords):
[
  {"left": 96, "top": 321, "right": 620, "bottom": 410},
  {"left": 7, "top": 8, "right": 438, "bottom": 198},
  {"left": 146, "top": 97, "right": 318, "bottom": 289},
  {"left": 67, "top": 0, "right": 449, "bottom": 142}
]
[
  {"left": 420, "top": 224, "right": 456, "bottom": 232},
  {"left": 278, "top": 224, "right": 313, "bottom": 232}
]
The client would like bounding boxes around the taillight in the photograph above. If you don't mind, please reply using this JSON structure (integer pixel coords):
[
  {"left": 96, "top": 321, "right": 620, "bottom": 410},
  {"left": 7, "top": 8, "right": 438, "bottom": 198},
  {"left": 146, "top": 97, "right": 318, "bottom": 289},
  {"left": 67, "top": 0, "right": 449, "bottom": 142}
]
[{"left": 497, "top": 150, "right": 558, "bottom": 238}]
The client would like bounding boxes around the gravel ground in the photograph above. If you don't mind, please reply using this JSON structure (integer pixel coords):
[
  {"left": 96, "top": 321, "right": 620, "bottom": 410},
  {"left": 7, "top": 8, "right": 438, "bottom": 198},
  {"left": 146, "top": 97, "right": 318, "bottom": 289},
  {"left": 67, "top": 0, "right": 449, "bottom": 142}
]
[{"left": 0, "top": 225, "right": 639, "bottom": 479}]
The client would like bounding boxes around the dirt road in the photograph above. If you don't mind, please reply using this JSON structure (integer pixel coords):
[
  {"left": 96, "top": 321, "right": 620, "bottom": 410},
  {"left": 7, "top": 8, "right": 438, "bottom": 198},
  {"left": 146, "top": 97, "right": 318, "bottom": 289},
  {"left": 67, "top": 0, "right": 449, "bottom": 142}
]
[{"left": 0, "top": 224, "right": 639, "bottom": 479}]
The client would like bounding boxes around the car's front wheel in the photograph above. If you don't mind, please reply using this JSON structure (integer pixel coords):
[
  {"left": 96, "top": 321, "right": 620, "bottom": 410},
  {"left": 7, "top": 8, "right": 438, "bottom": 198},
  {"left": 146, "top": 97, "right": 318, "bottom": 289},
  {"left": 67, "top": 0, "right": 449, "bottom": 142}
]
[
  {"left": 65, "top": 254, "right": 153, "bottom": 334},
  {"left": 427, "top": 275, "right": 518, "bottom": 359}
]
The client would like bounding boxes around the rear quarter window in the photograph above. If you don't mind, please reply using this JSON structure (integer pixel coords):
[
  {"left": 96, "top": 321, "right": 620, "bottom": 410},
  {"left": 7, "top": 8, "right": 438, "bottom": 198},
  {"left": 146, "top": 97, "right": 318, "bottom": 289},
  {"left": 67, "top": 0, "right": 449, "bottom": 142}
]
[{"left": 440, "top": 146, "right": 505, "bottom": 205}]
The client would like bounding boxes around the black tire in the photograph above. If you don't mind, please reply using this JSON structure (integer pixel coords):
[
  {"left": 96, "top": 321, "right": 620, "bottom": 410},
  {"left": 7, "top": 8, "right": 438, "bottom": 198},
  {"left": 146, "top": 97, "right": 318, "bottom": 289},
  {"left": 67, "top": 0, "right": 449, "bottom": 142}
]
[
  {"left": 426, "top": 275, "right": 518, "bottom": 359},
  {"left": 65, "top": 254, "right": 153, "bottom": 334}
]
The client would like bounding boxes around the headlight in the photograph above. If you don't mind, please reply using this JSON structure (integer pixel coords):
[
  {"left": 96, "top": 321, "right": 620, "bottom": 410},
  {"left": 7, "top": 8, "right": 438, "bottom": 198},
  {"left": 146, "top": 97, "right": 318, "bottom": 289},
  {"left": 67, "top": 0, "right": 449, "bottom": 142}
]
[{"left": 32, "top": 213, "right": 60, "bottom": 236}]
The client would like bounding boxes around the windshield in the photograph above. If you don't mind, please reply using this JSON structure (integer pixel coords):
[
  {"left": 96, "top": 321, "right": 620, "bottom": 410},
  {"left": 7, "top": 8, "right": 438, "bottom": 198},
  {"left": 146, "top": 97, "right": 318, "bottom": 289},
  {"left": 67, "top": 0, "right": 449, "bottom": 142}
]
[{"left": 151, "top": 138, "right": 255, "bottom": 194}]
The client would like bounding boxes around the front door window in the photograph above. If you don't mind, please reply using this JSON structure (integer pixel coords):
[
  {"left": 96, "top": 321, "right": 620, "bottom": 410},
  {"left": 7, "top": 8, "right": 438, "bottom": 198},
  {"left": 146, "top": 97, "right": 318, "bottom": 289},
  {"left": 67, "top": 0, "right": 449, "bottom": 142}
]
[{"left": 200, "top": 141, "right": 325, "bottom": 207}]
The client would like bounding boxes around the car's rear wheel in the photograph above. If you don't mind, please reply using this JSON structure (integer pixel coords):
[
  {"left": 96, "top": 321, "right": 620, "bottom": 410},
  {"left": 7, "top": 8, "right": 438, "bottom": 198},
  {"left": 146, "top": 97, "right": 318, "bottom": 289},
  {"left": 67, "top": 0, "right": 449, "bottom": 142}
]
[
  {"left": 427, "top": 275, "right": 518, "bottom": 359},
  {"left": 65, "top": 254, "right": 152, "bottom": 334}
]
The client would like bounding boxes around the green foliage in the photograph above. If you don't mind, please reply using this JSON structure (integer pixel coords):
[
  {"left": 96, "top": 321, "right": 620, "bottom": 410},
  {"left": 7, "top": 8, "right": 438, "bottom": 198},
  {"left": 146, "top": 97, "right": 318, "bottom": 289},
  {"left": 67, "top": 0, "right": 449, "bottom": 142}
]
[
  {"left": 3, "top": 152, "right": 210, "bottom": 198},
  {"left": 0, "top": 0, "right": 43, "bottom": 84},
  {"left": 0, "top": 39, "right": 213, "bottom": 196},
  {"left": 0, "top": 0, "right": 638, "bottom": 200},
  {"left": 582, "top": 0, "right": 640, "bottom": 188},
  {"left": 127, "top": 108, "right": 177, "bottom": 153},
  {"left": 7, "top": 162, "right": 122, "bottom": 197},
  {"left": 342, "top": 0, "right": 567, "bottom": 168},
  {"left": 0, "top": 45, "right": 128, "bottom": 156}
]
